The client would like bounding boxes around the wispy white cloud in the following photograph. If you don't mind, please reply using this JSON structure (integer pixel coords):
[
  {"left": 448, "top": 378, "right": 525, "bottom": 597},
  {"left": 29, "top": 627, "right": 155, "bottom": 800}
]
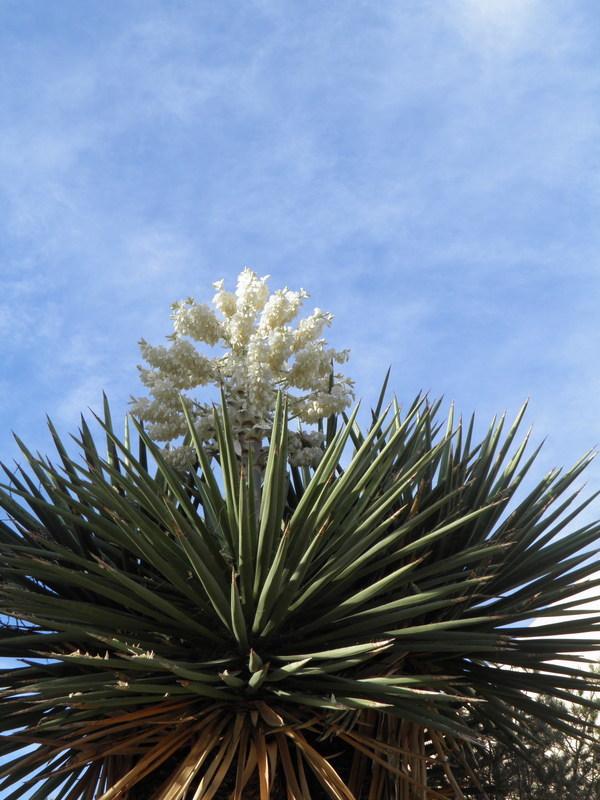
[{"left": 446, "top": 0, "right": 544, "bottom": 57}]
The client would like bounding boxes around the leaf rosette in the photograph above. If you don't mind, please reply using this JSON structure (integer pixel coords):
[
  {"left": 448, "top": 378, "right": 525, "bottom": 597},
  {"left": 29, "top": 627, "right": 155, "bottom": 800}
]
[{"left": 2, "top": 389, "right": 600, "bottom": 798}]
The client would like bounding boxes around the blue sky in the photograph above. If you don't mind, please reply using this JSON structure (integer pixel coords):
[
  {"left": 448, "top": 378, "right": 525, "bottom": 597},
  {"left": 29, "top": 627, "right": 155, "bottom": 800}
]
[
  {"left": 1, "top": 3, "right": 600, "bottom": 793},
  {"left": 2, "top": 0, "right": 600, "bottom": 495}
]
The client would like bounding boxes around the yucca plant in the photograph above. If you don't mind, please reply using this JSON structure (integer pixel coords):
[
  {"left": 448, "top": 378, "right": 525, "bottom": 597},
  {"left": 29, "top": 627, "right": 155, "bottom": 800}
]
[{"left": 2, "top": 387, "right": 600, "bottom": 800}]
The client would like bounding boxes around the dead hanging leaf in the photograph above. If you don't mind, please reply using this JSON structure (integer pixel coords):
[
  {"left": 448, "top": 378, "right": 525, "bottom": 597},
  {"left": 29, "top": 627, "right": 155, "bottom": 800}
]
[{"left": 256, "top": 701, "right": 285, "bottom": 728}]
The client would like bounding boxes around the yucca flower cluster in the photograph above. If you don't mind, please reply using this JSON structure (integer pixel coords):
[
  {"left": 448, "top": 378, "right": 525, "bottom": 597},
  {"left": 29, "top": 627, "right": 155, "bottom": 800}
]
[{"left": 130, "top": 269, "right": 354, "bottom": 469}]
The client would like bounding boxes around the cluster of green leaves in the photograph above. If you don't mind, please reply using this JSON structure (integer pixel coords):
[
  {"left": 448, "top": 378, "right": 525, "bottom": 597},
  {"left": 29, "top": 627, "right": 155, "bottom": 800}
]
[{"left": 1, "top": 391, "right": 600, "bottom": 799}]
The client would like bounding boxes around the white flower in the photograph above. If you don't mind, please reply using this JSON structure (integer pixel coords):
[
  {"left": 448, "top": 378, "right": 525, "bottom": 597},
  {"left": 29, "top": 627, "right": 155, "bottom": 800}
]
[
  {"left": 295, "top": 379, "right": 354, "bottom": 424},
  {"left": 132, "top": 268, "right": 354, "bottom": 466},
  {"left": 212, "top": 279, "right": 237, "bottom": 317},
  {"left": 147, "top": 419, "right": 188, "bottom": 441},
  {"left": 236, "top": 268, "right": 270, "bottom": 312},
  {"left": 292, "top": 309, "right": 332, "bottom": 351},
  {"left": 139, "top": 339, "right": 213, "bottom": 391},
  {"left": 193, "top": 411, "right": 216, "bottom": 443},
  {"left": 267, "top": 328, "right": 294, "bottom": 372},
  {"left": 171, "top": 299, "right": 223, "bottom": 345},
  {"left": 287, "top": 343, "right": 332, "bottom": 390},
  {"left": 259, "top": 287, "right": 308, "bottom": 332},
  {"left": 224, "top": 311, "right": 256, "bottom": 349},
  {"left": 246, "top": 337, "right": 274, "bottom": 411},
  {"left": 163, "top": 445, "right": 197, "bottom": 470},
  {"left": 288, "top": 430, "right": 325, "bottom": 468},
  {"left": 289, "top": 446, "right": 324, "bottom": 468}
]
